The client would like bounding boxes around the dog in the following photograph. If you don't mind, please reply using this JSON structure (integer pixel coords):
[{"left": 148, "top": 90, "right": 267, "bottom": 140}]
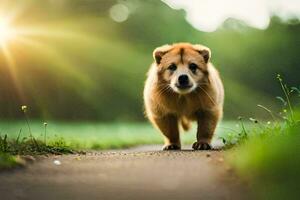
[{"left": 143, "top": 43, "right": 224, "bottom": 150}]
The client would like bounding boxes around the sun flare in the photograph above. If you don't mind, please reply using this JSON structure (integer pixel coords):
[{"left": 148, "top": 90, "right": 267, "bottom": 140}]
[
  {"left": 0, "top": 20, "right": 17, "bottom": 47},
  {"left": 0, "top": 6, "right": 95, "bottom": 103}
]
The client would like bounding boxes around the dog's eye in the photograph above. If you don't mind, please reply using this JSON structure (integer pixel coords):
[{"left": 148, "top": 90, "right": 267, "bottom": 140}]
[
  {"left": 189, "top": 63, "right": 198, "bottom": 73},
  {"left": 168, "top": 63, "right": 177, "bottom": 71}
]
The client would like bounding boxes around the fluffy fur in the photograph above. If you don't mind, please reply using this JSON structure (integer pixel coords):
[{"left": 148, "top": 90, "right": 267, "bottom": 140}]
[{"left": 143, "top": 43, "right": 224, "bottom": 150}]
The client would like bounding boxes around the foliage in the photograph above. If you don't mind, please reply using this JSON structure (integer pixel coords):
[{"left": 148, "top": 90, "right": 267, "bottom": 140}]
[
  {"left": 0, "top": 104, "right": 235, "bottom": 152},
  {"left": 0, "top": 121, "right": 232, "bottom": 150},
  {"left": 0, "top": 106, "right": 74, "bottom": 156},
  {"left": 228, "top": 117, "right": 300, "bottom": 199},
  {"left": 221, "top": 75, "right": 299, "bottom": 147},
  {"left": 0, "top": 153, "right": 22, "bottom": 170},
  {"left": 0, "top": 134, "right": 73, "bottom": 155},
  {"left": 226, "top": 76, "right": 300, "bottom": 199}
]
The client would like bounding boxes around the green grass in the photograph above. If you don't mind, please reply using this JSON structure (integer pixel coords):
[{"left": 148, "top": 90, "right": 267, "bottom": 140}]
[
  {"left": 0, "top": 153, "right": 23, "bottom": 170},
  {"left": 225, "top": 76, "right": 300, "bottom": 200},
  {"left": 228, "top": 125, "right": 300, "bottom": 200},
  {"left": 0, "top": 121, "right": 238, "bottom": 150},
  {"left": 0, "top": 118, "right": 240, "bottom": 169}
]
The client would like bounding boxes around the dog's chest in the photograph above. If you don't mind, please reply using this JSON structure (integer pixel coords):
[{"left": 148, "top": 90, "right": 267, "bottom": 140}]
[{"left": 166, "top": 96, "right": 202, "bottom": 116}]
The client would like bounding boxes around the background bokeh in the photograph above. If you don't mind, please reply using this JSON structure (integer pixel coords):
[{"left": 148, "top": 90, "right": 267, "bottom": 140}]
[{"left": 0, "top": 0, "right": 299, "bottom": 121}]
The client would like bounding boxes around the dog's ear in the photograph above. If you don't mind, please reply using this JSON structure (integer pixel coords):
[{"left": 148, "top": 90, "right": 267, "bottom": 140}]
[
  {"left": 153, "top": 44, "right": 172, "bottom": 64},
  {"left": 192, "top": 44, "right": 211, "bottom": 63}
]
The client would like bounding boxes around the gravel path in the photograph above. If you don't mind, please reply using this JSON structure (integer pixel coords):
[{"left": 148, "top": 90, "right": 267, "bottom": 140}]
[{"left": 0, "top": 145, "right": 251, "bottom": 200}]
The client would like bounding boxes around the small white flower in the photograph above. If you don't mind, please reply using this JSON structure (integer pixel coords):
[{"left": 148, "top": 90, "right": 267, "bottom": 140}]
[
  {"left": 21, "top": 105, "right": 28, "bottom": 113},
  {"left": 53, "top": 160, "right": 61, "bottom": 165}
]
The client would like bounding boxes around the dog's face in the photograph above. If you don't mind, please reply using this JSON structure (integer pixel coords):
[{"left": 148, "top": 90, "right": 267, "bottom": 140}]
[{"left": 153, "top": 43, "right": 210, "bottom": 95}]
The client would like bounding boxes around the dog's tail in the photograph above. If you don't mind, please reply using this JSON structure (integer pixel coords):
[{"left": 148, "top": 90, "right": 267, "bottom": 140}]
[{"left": 180, "top": 117, "right": 191, "bottom": 132}]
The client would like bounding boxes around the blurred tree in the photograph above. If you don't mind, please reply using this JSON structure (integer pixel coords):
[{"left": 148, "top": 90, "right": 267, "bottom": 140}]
[{"left": 0, "top": 0, "right": 299, "bottom": 120}]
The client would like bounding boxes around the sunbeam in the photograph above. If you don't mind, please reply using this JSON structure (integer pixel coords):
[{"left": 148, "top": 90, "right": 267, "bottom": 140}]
[
  {"left": 14, "top": 35, "right": 92, "bottom": 88},
  {"left": 0, "top": 21, "right": 12, "bottom": 46},
  {"left": 1, "top": 42, "right": 25, "bottom": 102},
  {"left": 0, "top": 3, "right": 100, "bottom": 107}
]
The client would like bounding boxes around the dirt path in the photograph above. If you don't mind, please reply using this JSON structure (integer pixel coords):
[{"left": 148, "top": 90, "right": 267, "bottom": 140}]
[{"left": 0, "top": 145, "right": 251, "bottom": 200}]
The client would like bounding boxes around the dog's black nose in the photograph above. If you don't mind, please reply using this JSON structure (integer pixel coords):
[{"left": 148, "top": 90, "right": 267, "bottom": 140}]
[{"left": 178, "top": 75, "right": 189, "bottom": 86}]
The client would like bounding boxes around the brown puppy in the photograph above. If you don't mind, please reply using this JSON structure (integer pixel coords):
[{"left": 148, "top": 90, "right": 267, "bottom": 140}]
[{"left": 143, "top": 43, "right": 224, "bottom": 150}]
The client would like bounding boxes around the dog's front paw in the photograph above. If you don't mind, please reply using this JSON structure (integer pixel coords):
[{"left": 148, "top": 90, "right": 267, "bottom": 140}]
[
  {"left": 163, "top": 144, "right": 181, "bottom": 151},
  {"left": 192, "top": 141, "right": 212, "bottom": 150}
]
